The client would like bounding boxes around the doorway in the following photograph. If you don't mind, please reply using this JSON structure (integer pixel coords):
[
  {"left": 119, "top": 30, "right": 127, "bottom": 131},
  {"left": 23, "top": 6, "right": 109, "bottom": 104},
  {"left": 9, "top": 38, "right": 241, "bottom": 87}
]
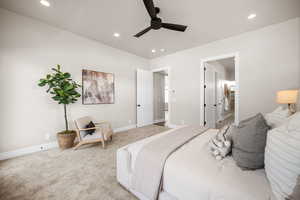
[
  {"left": 153, "top": 69, "right": 169, "bottom": 126},
  {"left": 201, "top": 53, "right": 239, "bottom": 128},
  {"left": 136, "top": 68, "right": 170, "bottom": 127}
]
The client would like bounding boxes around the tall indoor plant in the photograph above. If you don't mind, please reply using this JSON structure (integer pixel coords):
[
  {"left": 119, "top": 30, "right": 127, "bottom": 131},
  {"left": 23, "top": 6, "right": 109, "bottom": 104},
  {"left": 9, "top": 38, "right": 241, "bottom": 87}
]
[{"left": 38, "top": 65, "right": 81, "bottom": 149}]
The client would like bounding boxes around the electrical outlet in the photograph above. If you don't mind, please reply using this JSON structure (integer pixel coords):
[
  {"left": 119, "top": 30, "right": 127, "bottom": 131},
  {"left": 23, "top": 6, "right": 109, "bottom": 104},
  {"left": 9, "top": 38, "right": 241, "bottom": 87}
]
[
  {"left": 40, "top": 145, "right": 46, "bottom": 151},
  {"left": 181, "top": 120, "right": 185, "bottom": 125},
  {"left": 128, "top": 120, "right": 132, "bottom": 124}
]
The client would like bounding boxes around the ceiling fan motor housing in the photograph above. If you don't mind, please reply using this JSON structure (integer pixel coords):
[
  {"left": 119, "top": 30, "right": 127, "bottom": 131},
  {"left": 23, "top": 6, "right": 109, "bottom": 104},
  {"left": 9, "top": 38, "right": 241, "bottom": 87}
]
[
  {"left": 155, "top": 7, "right": 160, "bottom": 14},
  {"left": 151, "top": 18, "right": 162, "bottom": 30}
]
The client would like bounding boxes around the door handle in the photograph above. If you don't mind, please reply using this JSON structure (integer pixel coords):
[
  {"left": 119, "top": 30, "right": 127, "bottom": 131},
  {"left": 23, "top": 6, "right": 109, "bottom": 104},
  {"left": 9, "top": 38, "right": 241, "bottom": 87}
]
[
  {"left": 214, "top": 104, "right": 217, "bottom": 107},
  {"left": 137, "top": 104, "right": 141, "bottom": 107}
]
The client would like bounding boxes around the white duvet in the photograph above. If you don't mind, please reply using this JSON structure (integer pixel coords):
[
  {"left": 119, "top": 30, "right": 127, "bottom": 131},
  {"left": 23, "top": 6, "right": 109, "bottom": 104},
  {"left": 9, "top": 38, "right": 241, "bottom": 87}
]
[{"left": 124, "top": 128, "right": 276, "bottom": 200}]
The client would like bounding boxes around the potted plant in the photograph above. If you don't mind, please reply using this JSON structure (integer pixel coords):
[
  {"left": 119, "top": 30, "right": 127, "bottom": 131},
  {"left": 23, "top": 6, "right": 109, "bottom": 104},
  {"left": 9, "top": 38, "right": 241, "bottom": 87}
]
[{"left": 38, "top": 65, "right": 81, "bottom": 149}]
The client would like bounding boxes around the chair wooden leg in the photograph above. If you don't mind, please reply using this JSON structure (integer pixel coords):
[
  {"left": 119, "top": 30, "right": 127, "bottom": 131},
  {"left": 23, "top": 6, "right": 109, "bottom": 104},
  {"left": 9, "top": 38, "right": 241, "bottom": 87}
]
[
  {"left": 73, "top": 142, "right": 82, "bottom": 150},
  {"left": 110, "top": 135, "right": 113, "bottom": 141},
  {"left": 101, "top": 140, "right": 106, "bottom": 149}
]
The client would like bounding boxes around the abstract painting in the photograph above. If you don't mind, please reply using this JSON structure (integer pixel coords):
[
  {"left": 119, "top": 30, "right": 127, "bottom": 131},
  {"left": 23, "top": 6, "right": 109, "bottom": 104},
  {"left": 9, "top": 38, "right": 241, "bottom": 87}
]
[{"left": 82, "top": 69, "right": 114, "bottom": 104}]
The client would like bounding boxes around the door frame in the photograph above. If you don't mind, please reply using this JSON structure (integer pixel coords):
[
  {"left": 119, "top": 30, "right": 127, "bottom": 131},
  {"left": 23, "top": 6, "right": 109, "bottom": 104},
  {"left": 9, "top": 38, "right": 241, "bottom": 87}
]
[
  {"left": 200, "top": 52, "right": 240, "bottom": 126},
  {"left": 151, "top": 67, "right": 171, "bottom": 127}
]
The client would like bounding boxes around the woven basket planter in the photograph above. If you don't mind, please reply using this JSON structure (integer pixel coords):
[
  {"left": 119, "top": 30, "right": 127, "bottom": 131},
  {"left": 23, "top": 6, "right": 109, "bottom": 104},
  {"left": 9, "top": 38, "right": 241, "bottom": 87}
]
[{"left": 57, "top": 131, "right": 76, "bottom": 149}]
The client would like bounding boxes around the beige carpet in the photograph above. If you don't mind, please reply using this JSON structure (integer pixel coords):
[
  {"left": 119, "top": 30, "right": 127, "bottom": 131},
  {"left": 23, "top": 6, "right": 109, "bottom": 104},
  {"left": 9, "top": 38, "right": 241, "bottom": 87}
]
[{"left": 0, "top": 125, "right": 169, "bottom": 200}]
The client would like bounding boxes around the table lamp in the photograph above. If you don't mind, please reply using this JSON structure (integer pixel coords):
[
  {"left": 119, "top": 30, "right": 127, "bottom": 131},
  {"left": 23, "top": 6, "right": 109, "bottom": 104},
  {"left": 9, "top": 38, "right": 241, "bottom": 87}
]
[{"left": 277, "top": 90, "right": 299, "bottom": 114}]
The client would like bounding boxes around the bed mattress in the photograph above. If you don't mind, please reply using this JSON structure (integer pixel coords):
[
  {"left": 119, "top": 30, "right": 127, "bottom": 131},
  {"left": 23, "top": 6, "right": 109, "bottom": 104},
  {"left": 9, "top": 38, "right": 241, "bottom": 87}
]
[{"left": 117, "top": 128, "right": 276, "bottom": 200}]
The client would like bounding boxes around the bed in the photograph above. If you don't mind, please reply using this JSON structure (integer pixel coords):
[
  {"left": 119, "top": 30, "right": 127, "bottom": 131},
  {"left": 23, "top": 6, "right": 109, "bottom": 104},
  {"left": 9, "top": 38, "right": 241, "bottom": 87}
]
[{"left": 117, "top": 126, "right": 277, "bottom": 200}]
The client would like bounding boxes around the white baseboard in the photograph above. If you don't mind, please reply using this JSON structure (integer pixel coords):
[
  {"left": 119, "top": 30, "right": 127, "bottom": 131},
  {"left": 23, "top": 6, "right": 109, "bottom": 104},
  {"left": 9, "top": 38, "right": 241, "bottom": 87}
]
[
  {"left": 153, "top": 119, "right": 165, "bottom": 123},
  {"left": 136, "top": 121, "right": 155, "bottom": 127},
  {"left": 0, "top": 141, "right": 58, "bottom": 161},
  {"left": 0, "top": 124, "right": 138, "bottom": 161}
]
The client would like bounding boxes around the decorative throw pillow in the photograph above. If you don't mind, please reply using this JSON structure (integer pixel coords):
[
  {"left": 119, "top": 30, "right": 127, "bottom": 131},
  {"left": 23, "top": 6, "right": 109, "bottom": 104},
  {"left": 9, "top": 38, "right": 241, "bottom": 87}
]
[
  {"left": 231, "top": 113, "right": 270, "bottom": 170},
  {"left": 85, "top": 121, "right": 96, "bottom": 136},
  {"left": 265, "top": 106, "right": 291, "bottom": 129},
  {"left": 265, "top": 112, "right": 300, "bottom": 200},
  {"left": 209, "top": 125, "right": 232, "bottom": 160}
]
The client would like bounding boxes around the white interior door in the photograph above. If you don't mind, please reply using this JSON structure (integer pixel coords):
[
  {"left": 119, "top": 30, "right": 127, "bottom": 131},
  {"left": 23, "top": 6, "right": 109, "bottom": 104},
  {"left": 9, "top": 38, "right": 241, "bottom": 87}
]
[
  {"left": 137, "top": 69, "right": 153, "bottom": 127},
  {"left": 205, "top": 67, "right": 217, "bottom": 128}
]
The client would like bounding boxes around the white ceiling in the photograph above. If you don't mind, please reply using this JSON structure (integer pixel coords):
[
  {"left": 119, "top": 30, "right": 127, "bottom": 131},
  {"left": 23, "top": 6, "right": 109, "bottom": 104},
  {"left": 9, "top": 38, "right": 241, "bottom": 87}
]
[{"left": 0, "top": 0, "right": 299, "bottom": 58}]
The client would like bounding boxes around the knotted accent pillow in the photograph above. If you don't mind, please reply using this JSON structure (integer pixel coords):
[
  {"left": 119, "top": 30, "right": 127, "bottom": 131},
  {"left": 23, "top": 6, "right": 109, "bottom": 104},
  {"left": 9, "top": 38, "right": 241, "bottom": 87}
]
[
  {"left": 231, "top": 113, "right": 270, "bottom": 170},
  {"left": 209, "top": 125, "right": 232, "bottom": 160},
  {"left": 85, "top": 121, "right": 96, "bottom": 136}
]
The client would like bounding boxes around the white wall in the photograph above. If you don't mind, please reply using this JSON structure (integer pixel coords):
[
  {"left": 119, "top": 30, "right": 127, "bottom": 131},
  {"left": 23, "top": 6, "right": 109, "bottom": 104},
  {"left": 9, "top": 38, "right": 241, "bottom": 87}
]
[
  {"left": 0, "top": 9, "right": 149, "bottom": 153},
  {"left": 150, "top": 18, "right": 300, "bottom": 126}
]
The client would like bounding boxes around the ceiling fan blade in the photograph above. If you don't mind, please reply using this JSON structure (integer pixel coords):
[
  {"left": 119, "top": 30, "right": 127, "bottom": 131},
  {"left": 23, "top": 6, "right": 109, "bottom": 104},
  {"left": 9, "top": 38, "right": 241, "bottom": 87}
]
[
  {"left": 162, "top": 23, "right": 187, "bottom": 32},
  {"left": 143, "top": 0, "right": 157, "bottom": 19},
  {"left": 134, "top": 26, "right": 152, "bottom": 38}
]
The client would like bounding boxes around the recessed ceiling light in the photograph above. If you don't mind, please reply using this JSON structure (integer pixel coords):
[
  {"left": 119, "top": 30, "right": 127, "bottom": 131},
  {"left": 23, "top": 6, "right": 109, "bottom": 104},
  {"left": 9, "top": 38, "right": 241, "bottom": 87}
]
[
  {"left": 160, "top": 49, "right": 165, "bottom": 52},
  {"left": 40, "top": 0, "right": 50, "bottom": 7},
  {"left": 248, "top": 13, "right": 256, "bottom": 19},
  {"left": 151, "top": 49, "right": 156, "bottom": 53},
  {"left": 113, "top": 33, "right": 120, "bottom": 38}
]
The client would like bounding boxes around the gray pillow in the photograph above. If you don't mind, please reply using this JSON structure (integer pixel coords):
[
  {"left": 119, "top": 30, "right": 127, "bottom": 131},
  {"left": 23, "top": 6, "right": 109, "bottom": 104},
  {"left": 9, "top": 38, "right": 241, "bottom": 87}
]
[
  {"left": 286, "top": 175, "right": 300, "bottom": 200},
  {"left": 231, "top": 113, "right": 270, "bottom": 170}
]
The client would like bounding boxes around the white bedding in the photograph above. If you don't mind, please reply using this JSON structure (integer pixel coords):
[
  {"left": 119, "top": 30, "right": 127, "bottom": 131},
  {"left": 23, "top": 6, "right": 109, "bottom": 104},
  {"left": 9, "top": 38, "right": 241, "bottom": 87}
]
[
  {"left": 127, "top": 127, "right": 184, "bottom": 171},
  {"left": 118, "top": 128, "right": 276, "bottom": 200}
]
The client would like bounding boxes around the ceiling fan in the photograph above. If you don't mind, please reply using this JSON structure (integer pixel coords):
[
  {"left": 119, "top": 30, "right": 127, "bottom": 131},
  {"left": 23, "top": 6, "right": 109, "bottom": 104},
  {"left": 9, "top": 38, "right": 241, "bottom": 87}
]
[{"left": 134, "top": 0, "right": 188, "bottom": 38}]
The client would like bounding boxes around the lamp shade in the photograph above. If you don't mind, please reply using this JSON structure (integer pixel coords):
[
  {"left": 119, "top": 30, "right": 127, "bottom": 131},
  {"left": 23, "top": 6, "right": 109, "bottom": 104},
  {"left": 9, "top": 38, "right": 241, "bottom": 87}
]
[{"left": 277, "top": 90, "right": 299, "bottom": 104}]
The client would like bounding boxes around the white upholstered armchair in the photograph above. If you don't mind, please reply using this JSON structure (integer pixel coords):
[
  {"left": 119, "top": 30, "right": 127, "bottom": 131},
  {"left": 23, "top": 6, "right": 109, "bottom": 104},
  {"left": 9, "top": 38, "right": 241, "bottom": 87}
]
[{"left": 74, "top": 116, "right": 113, "bottom": 150}]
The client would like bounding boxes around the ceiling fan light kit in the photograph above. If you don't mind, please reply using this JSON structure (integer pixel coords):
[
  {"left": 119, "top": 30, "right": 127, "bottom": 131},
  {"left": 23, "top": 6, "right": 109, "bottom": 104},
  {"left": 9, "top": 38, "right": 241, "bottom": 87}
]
[{"left": 134, "top": 0, "right": 188, "bottom": 38}]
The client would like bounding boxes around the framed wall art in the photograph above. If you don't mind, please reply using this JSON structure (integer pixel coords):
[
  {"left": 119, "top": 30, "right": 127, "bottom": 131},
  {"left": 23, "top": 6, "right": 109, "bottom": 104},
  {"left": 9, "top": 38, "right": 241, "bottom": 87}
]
[{"left": 82, "top": 69, "right": 115, "bottom": 104}]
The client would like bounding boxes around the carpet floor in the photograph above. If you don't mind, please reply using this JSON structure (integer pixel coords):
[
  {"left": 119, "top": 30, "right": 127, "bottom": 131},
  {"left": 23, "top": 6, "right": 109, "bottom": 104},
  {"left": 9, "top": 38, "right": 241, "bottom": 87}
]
[{"left": 0, "top": 125, "right": 169, "bottom": 200}]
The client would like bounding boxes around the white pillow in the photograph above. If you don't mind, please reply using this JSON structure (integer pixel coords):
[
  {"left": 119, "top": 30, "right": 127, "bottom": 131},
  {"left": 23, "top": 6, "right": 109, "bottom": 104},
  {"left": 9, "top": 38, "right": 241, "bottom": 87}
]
[
  {"left": 265, "top": 106, "right": 291, "bottom": 129},
  {"left": 265, "top": 112, "right": 300, "bottom": 200}
]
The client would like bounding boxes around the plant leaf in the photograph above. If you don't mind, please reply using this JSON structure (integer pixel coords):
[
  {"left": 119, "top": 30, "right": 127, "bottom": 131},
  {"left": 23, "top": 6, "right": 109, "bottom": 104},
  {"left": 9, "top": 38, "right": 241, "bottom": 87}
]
[{"left": 63, "top": 73, "right": 71, "bottom": 78}]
